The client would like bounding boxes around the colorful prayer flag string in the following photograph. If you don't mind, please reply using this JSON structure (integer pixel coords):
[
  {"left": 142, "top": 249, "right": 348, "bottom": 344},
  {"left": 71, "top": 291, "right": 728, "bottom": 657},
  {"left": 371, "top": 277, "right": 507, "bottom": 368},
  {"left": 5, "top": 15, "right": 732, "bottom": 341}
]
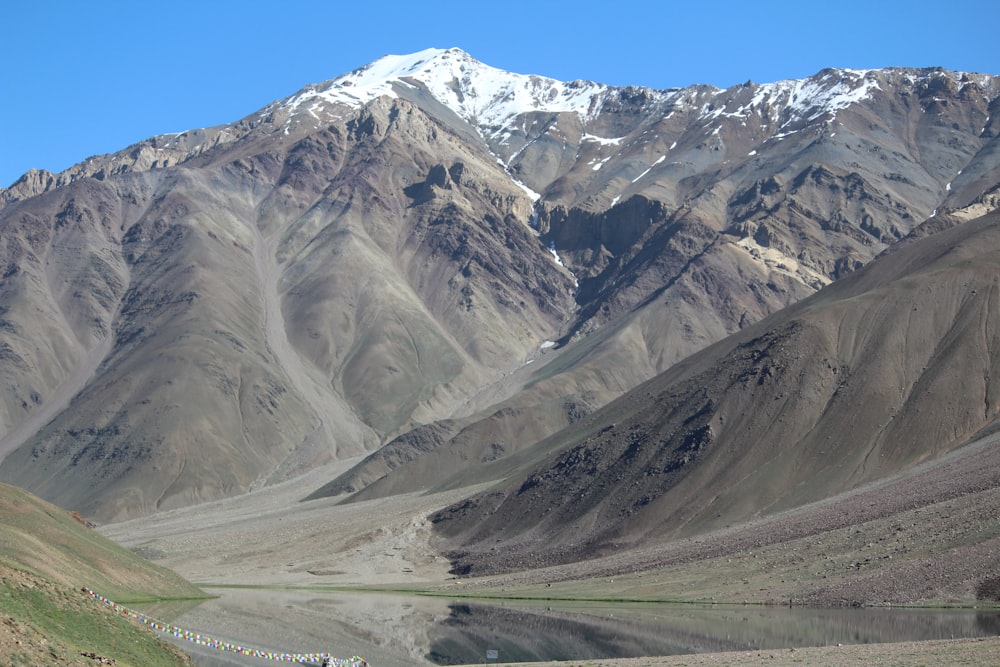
[{"left": 83, "top": 587, "right": 368, "bottom": 666}]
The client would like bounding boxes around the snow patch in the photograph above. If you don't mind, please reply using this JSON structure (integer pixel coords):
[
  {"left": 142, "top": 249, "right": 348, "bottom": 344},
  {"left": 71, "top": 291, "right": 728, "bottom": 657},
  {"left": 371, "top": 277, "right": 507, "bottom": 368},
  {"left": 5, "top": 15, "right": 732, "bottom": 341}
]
[
  {"left": 772, "top": 129, "right": 798, "bottom": 140},
  {"left": 581, "top": 133, "right": 625, "bottom": 145},
  {"left": 549, "top": 241, "right": 565, "bottom": 267},
  {"left": 547, "top": 241, "right": 579, "bottom": 288},
  {"left": 632, "top": 155, "right": 666, "bottom": 183},
  {"left": 514, "top": 178, "right": 541, "bottom": 201},
  {"left": 591, "top": 156, "right": 611, "bottom": 171}
]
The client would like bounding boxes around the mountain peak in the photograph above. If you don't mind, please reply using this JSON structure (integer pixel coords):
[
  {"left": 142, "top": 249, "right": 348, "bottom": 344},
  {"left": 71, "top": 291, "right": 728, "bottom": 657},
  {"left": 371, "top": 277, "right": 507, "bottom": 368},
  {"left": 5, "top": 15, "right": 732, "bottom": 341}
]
[
  {"left": 725, "top": 67, "right": 884, "bottom": 127},
  {"left": 280, "top": 47, "right": 608, "bottom": 135}
]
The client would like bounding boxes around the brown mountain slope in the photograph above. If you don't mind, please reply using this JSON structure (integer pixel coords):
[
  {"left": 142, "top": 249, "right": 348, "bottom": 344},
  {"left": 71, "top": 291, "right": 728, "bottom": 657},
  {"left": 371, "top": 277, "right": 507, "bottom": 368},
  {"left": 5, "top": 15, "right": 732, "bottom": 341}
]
[
  {"left": 432, "top": 210, "right": 1000, "bottom": 575},
  {"left": 306, "top": 67, "right": 1000, "bottom": 505},
  {"left": 431, "top": 420, "right": 1000, "bottom": 608},
  {"left": 1, "top": 53, "right": 997, "bottom": 521},
  {"left": 0, "top": 96, "right": 576, "bottom": 521}
]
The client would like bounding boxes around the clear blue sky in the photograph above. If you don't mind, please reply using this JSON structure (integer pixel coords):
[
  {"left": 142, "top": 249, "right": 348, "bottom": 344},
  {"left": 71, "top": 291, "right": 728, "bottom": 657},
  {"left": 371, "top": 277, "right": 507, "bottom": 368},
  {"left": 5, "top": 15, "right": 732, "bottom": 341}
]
[{"left": 2, "top": 0, "right": 997, "bottom": 188}]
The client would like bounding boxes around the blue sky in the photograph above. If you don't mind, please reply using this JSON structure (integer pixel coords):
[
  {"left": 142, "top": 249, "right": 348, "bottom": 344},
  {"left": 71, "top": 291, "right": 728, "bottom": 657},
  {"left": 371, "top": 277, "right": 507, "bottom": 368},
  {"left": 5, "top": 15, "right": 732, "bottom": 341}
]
[{"left": 2, "top": 0, "right": 997, "bottom": 188}]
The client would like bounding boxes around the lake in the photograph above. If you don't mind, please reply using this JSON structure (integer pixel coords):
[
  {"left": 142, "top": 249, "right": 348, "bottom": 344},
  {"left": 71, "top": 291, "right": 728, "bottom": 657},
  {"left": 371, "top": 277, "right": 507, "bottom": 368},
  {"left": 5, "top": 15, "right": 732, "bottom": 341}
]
[{"left": 148, "top": 588, "right": 1000, "bottom": 666}]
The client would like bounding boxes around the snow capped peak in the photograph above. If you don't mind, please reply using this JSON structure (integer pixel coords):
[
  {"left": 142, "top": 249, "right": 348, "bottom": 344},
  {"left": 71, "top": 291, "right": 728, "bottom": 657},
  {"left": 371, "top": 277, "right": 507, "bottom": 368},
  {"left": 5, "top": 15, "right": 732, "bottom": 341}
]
[
  {"left": 339, "top": 47, "right": 463, "bottom": 93},
  {"left": 281, "top": 47, "right": 607, "bottom": 135},
  {"left": 694, "top": 67, "right": 891, "bottom": 131},
  {"left": 752, "top": 68, "right": 881, "bottom": 123}
]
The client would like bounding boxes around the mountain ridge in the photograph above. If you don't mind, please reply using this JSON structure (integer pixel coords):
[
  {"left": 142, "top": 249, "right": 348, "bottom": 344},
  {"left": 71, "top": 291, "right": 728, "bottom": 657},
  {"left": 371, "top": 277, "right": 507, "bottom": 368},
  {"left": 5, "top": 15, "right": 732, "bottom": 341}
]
[{"left": 5, "top": 49, "right": 996, "bottom": 206}]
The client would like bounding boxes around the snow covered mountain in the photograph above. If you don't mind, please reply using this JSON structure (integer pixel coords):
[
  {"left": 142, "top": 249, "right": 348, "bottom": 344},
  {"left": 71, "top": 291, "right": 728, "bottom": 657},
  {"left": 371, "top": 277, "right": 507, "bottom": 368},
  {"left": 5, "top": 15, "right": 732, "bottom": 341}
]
[
  {"left": 281, "top": 48, "right": 608, "bottom": 138},
  {"left": 1, "top": 49, "right": 998, "bottom": 521}
]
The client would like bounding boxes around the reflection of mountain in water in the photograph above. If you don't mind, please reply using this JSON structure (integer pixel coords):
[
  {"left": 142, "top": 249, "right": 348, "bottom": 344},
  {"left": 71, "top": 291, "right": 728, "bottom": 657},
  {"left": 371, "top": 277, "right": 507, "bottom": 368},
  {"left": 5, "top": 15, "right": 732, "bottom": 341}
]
[
  {"left": 426, "top": 602, "right": 1000, "bottom": 665},
  {"left": 427, "top": 603, "right": 698, "bottom": 664},
  {"left": 978, "top": 612, "right": 1000, "bottom": 636}
]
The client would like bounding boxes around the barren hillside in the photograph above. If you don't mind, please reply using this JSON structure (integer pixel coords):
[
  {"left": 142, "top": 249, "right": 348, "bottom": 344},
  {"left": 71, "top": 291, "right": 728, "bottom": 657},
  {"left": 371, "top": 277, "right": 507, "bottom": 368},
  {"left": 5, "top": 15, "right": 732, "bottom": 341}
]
[
  {"left": 431, "top": 211, "right": 1000, "bottom": 576},
  {"left": 0, "top": 51, "right": 997, "bottom": 523}
]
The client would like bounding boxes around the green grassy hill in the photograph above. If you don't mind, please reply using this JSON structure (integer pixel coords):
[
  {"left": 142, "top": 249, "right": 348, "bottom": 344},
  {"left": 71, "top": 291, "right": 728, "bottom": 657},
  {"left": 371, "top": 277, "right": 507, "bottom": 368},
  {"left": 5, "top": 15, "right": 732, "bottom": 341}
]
[{"left": 0, "top": 483, "right": 204, "bottom": 665}]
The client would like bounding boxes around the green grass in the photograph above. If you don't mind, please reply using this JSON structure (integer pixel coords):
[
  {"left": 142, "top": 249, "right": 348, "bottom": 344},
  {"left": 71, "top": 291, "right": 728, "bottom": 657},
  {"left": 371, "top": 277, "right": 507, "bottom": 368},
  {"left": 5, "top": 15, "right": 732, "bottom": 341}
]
[
  {"left": 0, "top": 569, "right": 193, "bottom": 666},
  {"left": 0, "top": 484, "right": 207, "bottom": 665}
]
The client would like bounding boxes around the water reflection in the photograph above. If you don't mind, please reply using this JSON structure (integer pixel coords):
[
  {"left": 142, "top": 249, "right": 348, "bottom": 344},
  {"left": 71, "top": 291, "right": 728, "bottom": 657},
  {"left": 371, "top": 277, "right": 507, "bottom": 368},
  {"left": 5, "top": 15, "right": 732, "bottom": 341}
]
[
  {"left": 149, "top": 589, "right": 999, "bottom": 667},
  {"left": 426, "top": 600, "right": 1000, "bottom": 665}
]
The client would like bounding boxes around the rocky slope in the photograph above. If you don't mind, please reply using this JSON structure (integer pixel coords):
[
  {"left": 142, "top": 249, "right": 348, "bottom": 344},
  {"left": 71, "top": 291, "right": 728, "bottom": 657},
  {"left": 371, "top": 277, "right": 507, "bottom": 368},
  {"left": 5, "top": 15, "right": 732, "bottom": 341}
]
[
  {"left": 431, "top": 210, "right": 1000, "bottom": 575},
  {"left": 1, "top": 48, "right": 997, "bottom": 521},
  {"left": 310, "top": 57, "right": 1000, "bottom": 505}
]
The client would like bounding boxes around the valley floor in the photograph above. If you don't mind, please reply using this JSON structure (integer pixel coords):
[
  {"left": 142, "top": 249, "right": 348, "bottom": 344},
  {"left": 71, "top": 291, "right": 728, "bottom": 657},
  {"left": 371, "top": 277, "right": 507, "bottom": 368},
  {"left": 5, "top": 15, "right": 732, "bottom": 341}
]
[
  {"left": 98, "top": 430, "right": 1000, "bottom": 666},
  {"left": 102, "top": 429, "right": 1000, "bottom": 607}
]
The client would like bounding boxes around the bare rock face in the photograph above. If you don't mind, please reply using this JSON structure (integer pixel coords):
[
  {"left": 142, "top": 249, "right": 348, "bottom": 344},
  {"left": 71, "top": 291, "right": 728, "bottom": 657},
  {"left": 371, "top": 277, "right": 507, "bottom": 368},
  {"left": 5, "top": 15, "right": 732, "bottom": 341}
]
[{"left": 1, "top": 48, "right": 998, "bottom": 521}]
